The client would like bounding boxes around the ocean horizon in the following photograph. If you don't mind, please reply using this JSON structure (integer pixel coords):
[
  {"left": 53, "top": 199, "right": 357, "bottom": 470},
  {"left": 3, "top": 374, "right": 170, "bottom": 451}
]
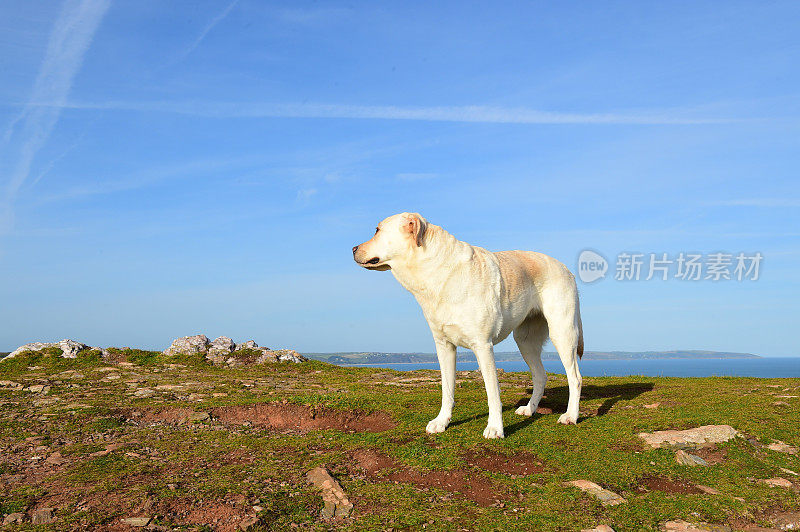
[{"left": 339, "top": 357, "right": 800, "bottom": 378}]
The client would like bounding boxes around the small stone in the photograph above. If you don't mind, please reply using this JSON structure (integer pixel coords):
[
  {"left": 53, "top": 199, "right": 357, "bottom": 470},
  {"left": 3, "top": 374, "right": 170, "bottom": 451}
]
[
  {"left": 45, "top": 451, "right": 67, "bottom": 465},
  {"left": 189, "top": 411, "right": 211, "bottom": 422},
  {"left": 696, "top": 485, "right": 721, "bottom": 495},
  {"left": 767, "top": 440, "right": 798, "bottom": 454},
  {"left": 307, "top": 467, "right": 353, "bottom": 518},
  {"left": 31, "top": 508, "right": 55, "bottom": 524},
  {"left": 643, "top": 403, "right": 660, "bottom": 409},
  {"left": 774, "top": 401, "right": 790, "bottom": 407},
  {"left": 582, "top": 526, "right": 615, "bottom": 532},
  {"left": 638, "top": 425, "right": 739, "bottom": 448},
  {"left": 565, "top": 480, "right": 626, "bottom": 506},
  {"left": 3, "top": 513, "right": 25, "bottom": 525},
  {"left": 0, "top": 380, "right": 23, "bottom": 390},
  {"left": 239, "top": 516, "right": 262, "bottom": 530},
  {"left": 758, "top": 477, "right": 793, "bottom": 488},
  {"left": 25, "top": 384, "right": 50, "bottom": 394},
  {"left": 236, "top": 340, "right": 259, "bottom": 350},
  {"left": 661, "top": 520, "right": 730, "bottom": 531},
  {"left": 771, "top": 512, "right": 800, "bottom": 530},
  {"left": 120, "top": 516, "right": 151, "bottom": 527},
  {"left": 675, "top": 449, "right": 708, "bottom": 467},
  {"left": 134, "top": 388, "right": 155, "bottom": 398},
  {"left": 780, "top": 467, "right": 798, "bottom": 476}
]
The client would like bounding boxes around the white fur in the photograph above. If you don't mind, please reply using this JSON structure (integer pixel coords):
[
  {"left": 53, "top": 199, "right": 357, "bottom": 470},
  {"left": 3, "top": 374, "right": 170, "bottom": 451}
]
[{"left": 354, "top": 213, "right": 584, "bottom": 438}]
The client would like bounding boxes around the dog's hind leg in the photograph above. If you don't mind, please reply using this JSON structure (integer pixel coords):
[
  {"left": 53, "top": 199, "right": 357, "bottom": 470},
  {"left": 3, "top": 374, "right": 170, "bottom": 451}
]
[
  {"left": 542, "top": 293, "right": 583, "bottom": 425},
  {"left": 513, "top": 314, "right": 550, "bottom": 417}
]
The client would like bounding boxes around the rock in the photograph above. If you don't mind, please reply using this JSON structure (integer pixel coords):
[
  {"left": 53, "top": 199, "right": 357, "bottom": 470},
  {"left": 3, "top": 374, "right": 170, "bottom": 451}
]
[
  {"left": 31, "top": 507, "right": 55, "bottom": 524},
  {"left": 120, "top": 516, "right": 151, "bottom": 527},
  {"left": 276, "top": 349, "right": 307, "bottom": 363},
  {"left": 582, "top": 526, "right": 615, "bottom": 532},
  {"left": 306, "top": 467, "right": 353, "bottom": 518},
  {"left": 638, "top": 425, "right": 739, "bottom": 448},
  {"left": 6, "top": 339, "right": 89, "bottom": 359},
  {"left": 239, "top": 516, "right": 262, "bottom": 530},
  {"left": 771, "top": 511, "right": 800, "bottom": 530},
  {"left": 0, "top": 380, "right": 23, "bottom": 390},
  {"left": 207, "top": 336, "right": 235, "bottom": 364},
  {"left": 780, "top": 467, "right": 798, "bottom": 476},
  {"left": 134, "top": 388, "right": 155, "bottom": 398},
  {"left": 163, "top": 335, "right": 209, "bottom": 357},
  {"left": 697, "top": 485, "right": 721, "bottom": 495},
  {"left": 24, "top": 384, "right": 51, "bottom": 394},
  {"left": 45, "top": 452, "right": 67, "bottom": 466},
  {"left": 662, "top": 520, "right": 730, "bottom": 531},
  {"left": 767, "top": 440, "right": 798, "bottom": 455},
  {"left": 236, "top": 340, "right": 259, "bottom": 350},
  {"left": 3, "top": 513, "right": 25, "bottom": 525},
  {"left": 565, "top": 480, "right": 626, "bottom": 506},
  {"left": 758, "top": 477, "right": 793, "bottom": 488},
  {"left": 188, "top": 411, "right": 211, "bottom": 422},
  {"left": 255, "top": 348, "right": 279, "bottom": 364},
  {"left": 774, "top": 401, "right": 790, "bottom": 407},
  {"left": 644, "top": 403, "right": 660, "bottom": 409},
  {"left": 675, "top": 449, "right": 708, "bottom": 467}
]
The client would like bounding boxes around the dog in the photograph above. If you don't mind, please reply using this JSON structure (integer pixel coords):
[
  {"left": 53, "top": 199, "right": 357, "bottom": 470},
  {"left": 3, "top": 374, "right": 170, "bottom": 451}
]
[{"left": 353, "top": 213, "right": 584, "bottom": 439}]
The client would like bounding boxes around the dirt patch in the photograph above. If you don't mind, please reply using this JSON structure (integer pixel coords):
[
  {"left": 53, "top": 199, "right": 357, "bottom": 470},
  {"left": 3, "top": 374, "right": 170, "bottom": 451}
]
[
  {"left": 461, "top": 448, "right": 545, "bottom": 476},
  {"left": 350, "top": 448, "right": 509, "bottom": 506},
  {"left": 637, "top": 475, "right": 703, "bottom": 495},
  {"left": 212, "top": 402, "right": 396, "bottom": 433},
  {"left": 121, "top": 407, "right": 198, "bottom": 425},
  {"left": 691, "top": 445, "right": 727, "bottom": 465},
  {"left": 153, "top": 497, "right": 249, "bottom": 532}
]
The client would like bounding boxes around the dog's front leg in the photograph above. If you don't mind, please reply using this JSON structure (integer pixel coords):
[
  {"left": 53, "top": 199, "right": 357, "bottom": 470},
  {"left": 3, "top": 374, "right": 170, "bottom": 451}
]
[
  {"left": 474, "top": 343, "right": 504, "bottom": 439},
  {"left": 426, "top": 339, "right": 456, "bottom": 434}
]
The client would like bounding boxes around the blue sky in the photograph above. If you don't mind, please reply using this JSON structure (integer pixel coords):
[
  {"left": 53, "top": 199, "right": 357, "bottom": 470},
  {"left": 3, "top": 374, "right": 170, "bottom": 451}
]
[{"left": 1, "top": 1, "right": 798, "bottom": 356}]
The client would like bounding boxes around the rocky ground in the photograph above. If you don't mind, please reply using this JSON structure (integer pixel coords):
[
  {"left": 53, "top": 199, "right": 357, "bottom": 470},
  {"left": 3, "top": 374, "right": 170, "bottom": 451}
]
[{"left": 0, "top": 345, "right": 798, "bottom": 531}]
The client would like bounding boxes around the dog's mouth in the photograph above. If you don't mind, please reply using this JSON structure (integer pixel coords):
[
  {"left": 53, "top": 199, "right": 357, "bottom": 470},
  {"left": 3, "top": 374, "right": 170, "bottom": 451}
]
[{"left": 357, "top": 257, "right": 390, "bottom": 270}]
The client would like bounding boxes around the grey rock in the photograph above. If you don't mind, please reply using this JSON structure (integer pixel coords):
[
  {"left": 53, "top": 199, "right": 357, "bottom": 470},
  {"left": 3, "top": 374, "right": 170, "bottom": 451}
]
[
  {"left": 188, "top": 411, "right": 211, "bottom": 423},
  {"left": 675, "top": 449, "right": 709, "bottom": 467},
  {"left": 3, "top": 512, "right": 25, "bottom": 525},
  {"left": 0, "top": 380, "right": 24, "bottom": 390},
  {"left": 582, "top": 527, "right": 615, "bottom": 532},
  {"left": 6, "top": 339, "right": 89, "bottom": 360},
  {"left": 236, "top": 340, "right": 259, "bottom": 350},
  {"left": 638, "top": 425, "right": 739, "bottom": 448},
  {"left": 207, "top": 336, "right": 235, "bottom": 364},
  {"left": 163, "top": 335, "right": 209, "bottom": 357},
  {"left": 31, "top": 507, "right": 55, "bottom": 524},
  {"left": 275, "top": 349, "right": 307, "bottom": 364},
  {"left": 565, "top": 480, "right": 626, "bottom": 506}
]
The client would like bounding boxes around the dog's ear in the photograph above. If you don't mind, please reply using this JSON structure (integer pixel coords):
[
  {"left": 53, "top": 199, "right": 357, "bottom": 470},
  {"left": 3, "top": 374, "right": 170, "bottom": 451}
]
[{"left": 404, "top": 213, "right": 427, "bottom": 247}]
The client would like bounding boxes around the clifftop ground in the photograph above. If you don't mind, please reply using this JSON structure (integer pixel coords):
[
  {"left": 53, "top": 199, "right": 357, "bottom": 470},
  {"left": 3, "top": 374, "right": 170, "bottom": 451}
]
[{"left": 0, "top": 348, "right": 798, "bottom": 531}]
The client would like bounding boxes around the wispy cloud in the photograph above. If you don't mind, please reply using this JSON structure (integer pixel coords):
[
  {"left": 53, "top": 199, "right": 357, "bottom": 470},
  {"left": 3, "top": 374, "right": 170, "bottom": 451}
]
[
  {"left": 708, "top": 198, "right": 800, "bottom": 207},
  {"left": 1, "top": 0, "right": 110, "bottom": 233},
  {"left": 168, "top": 0, "right": 240, "bottom": 66},
  {"left": 23, "top": 100, "right": 739, "bottom": 126}
]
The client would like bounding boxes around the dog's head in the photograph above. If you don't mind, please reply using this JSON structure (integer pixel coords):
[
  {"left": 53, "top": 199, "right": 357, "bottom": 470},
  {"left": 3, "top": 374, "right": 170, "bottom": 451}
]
[{"left": 352, "top": 212, "right": 427, "bottom": 271}]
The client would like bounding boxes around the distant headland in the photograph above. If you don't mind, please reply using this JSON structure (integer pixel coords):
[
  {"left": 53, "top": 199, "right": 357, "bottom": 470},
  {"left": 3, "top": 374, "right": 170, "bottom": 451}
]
[{"left": 306, "top": 350, "right": 760, "bottom": 365}]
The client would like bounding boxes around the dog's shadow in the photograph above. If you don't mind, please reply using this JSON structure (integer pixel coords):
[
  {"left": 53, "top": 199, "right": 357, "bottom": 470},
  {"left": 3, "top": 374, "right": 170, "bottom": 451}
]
[{"left": 450, "top": 381, "right": 655, "bottom": 437}]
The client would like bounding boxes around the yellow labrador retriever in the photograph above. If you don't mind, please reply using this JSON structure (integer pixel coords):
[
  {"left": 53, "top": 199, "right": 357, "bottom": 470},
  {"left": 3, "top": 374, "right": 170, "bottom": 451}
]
[{"left": 353, "top": 212, "right": 584, "bottom": 439}]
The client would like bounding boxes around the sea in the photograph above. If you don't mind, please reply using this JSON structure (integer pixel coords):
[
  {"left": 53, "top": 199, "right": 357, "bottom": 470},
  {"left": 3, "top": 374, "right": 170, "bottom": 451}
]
[{"left": 341, "top": 358, "right": 800, "bottom": 378}]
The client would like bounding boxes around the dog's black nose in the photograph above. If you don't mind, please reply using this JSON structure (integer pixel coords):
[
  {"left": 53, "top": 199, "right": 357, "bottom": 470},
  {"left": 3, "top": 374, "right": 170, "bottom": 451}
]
[{"left": 352, "top": 245, "right": 358, "bottom": 255}]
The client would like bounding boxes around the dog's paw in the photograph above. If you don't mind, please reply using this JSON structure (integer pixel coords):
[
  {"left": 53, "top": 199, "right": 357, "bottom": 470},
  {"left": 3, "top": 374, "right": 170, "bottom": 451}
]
[
  {"left": 514, "top": 405, "right": 533, "bottom": 417},
  {"left": 483, "top": 424, "right": 505, "bottom": 439},
  {"left": 557, "top": 413, "right": 578, "bottom": 425},
  {"left": 426, "top": 417, "right": 450, "bottom": 434}
]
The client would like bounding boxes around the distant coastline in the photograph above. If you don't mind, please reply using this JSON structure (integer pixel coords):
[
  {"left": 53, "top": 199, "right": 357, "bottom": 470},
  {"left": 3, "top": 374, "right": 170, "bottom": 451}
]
[{"left": 304, "top": 350, "right": 760, "bottom": 365}]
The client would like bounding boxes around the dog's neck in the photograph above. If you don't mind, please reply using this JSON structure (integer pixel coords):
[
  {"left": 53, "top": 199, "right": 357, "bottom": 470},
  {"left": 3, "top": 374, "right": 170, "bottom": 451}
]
[{"left": 389, "top": 223, "right": 474, "bottom": 297}]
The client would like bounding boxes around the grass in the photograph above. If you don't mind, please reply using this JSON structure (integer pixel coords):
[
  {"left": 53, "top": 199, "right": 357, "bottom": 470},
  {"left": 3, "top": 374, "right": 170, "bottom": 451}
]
[{"left": 0, "top": 349, "right": 798, "bottom": 530}]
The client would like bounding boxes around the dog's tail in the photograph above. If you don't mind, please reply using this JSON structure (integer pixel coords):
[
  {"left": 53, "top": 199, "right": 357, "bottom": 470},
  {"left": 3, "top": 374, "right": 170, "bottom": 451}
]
[{"left": 576, "top": 301, "right": 584, "bottom": 358}]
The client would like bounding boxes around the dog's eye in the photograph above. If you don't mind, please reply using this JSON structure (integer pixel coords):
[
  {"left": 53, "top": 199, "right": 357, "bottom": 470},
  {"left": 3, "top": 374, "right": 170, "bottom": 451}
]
[{"left": 375, "top": 227, "right": 380, "bottom": 234}]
